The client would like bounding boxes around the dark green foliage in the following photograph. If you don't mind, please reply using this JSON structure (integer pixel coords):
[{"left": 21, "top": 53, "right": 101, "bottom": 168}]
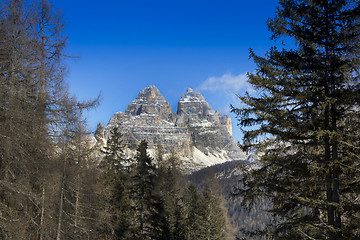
[
  {"left": 184, "top": 184, "right": 206, "bottom": 239},
  {"left": 156, "top": 165, "right": 181, "bottom": 240},
  {"left": 98, "top": 126, "right": 132, "bottom": 240},
  {"left": 201, "top": 186, "right": 227, "bottom": 239},
  {"left": 129, "top": 140, "right": 168, "bottom": 240},
  {"left": 123, "top": 140, "right": 233, "bottom": 240},
  {"left": 154, "top": 150, "right": 193, "bottom": 240},
  {"left": 181, "top": 183, "right": 231, "bottom": 240},
  {"left": 232, "top": 1, "right": 360, "bottom": 239},
  {"left": 172, "top": 200, "right": 187, "bottom": 240},
  {"left": 101, "top": 126, "right": 130, "bottom": 173},
  {"left": 97, "top": 137, "right": 234, "bottom": 240},
  {"left": 190, "top": 161, "right": 273, "bottom": 240}
]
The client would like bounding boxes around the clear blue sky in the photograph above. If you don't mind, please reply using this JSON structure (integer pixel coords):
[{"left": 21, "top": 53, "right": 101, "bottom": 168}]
[{"left": 55, "top": 0, "right": 280, "bottom": 142}]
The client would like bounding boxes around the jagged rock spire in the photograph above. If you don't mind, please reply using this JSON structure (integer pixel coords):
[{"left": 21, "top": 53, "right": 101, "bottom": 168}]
[
  {"left": 175, "top": 88, "right": 220, "bottom": 128},
  {"left": 125, "top": 85, "right": 174, "bottom": 120},
  {"left": 99, "top": 85, "right": 247, "bottom": 172}
]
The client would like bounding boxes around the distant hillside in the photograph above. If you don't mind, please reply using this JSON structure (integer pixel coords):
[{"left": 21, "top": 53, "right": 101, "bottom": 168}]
[{"left": 189, "top": 161, "right": 274, "bottom": 240}]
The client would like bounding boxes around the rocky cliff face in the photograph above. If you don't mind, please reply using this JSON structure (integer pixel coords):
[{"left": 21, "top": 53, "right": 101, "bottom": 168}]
[
  {"left": 125, "top": 86, "right": 175, "bottom": 121},
  {"left": 96, "top": 86, "right": 249, "bottom": 171}
]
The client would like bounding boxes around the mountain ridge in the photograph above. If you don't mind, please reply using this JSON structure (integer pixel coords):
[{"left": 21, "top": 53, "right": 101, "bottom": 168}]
[{"left": 95, "top": 85, "right": 251, "bottom": 172}]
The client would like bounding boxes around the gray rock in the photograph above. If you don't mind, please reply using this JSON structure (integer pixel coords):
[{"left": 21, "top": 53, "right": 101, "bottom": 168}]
[
  {"left": 94, "top": 122, "right": 106, "bottom": 146},
  {"left": 125, "top": 85, "right": 175, "bottom": 122},
  {"left": 97, "top": 86, "right": 249, "bottom": 172}
]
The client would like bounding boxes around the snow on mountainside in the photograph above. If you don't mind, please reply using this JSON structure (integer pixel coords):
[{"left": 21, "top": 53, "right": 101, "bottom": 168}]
[{"left": 94, "top": 85, "right": 253, "bottom": 172}]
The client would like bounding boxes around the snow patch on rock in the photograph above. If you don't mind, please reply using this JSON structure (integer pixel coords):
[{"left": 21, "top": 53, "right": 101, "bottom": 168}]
[{"left": 94, "top": 85, "right": 253, "bottom": 172}]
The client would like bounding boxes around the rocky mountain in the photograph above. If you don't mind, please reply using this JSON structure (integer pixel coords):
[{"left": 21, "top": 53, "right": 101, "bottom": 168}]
[{"left": 95, "top": 85, "right": 252, "bottom": 172}]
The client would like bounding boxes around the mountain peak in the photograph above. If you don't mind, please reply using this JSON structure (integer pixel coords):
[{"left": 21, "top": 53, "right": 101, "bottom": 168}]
[
  {"left": 137, "top": 85, "right": 164, "bottom": 102},
  {"left": 180, "top": 88, "right": 206, "bottom": 103},
  {"left": 125, "top": 85, "right": 173, "bottom": 117},
  {"left": 101, "top": 85, "right": 247, "bottom": 172},
  {"left": 177, "top": 88, "right": 214, "bottom": 117}
]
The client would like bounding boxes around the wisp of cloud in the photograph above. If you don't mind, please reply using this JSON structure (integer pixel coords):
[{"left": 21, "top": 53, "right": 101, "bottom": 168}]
[{"left": 198, "top": 72, "right": 250, "bottom": 92}]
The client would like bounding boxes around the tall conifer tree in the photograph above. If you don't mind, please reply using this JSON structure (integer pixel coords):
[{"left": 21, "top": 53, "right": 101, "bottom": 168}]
[
  {"left": 98, "top": 126, "right": 132, "bottom": 239},
  {"left": 130, "top": 140, "right": 168, "bottom": 240},
  {"left": 232, "top": 1, "right": 360, "bottom": 239}
]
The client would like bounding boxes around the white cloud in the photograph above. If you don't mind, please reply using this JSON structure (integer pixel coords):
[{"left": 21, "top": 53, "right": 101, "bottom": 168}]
[
  {"left": 196, "top": 72, "right": 254, "bottom": 142},
  {"left": 198, "top": 72, "right": 251, "bottom": 92}
]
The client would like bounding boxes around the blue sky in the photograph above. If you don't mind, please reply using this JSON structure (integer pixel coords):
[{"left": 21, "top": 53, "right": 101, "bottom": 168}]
[{"left": 55, "top": 0, "right": 279, "bottom": 142}]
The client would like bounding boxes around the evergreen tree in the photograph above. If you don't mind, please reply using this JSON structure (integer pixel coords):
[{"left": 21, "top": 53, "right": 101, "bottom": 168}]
[
  {"left": 232, "top": 1, "right": 360, "bottom": 239},
  {"left": 201, "top": 186, "right": 226, "bottom": 240},
  {"left": 172, "top": 200, "right": 186, "bottom": 240},
  {"left": 182, "top": 182, "right": 231, "bottom": 240},
  {"left": 183, "top": 184, "right": 206, "bottom": 240},
  {"left": 98, "top": 126, "right": 132, "bottom": 240},
  {"left": 130, "top": 140, "right": 168, "bottom": 240},
  {"left": 155, "top": 153, "right": 186, "bottom": 240}
]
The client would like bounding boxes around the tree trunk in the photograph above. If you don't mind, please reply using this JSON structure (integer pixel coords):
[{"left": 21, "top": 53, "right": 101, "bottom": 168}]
[
  {"left": 324, "top": 84, "right": 335, "bottom": 233},
  {"left": 56, "top": 145, "right": 67, "bottom": 240},
  {"left": 56, "top": 161, "right": 66, "bottom": 240},
  {"left": 74, "top": 185, "right": 80, "bottom": 235},
  {"left": 39, "top": 185, "right": 45, "bottom": 240},
  {"left": 331, "top": 102, "right": 341, "bottom": 234}
]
